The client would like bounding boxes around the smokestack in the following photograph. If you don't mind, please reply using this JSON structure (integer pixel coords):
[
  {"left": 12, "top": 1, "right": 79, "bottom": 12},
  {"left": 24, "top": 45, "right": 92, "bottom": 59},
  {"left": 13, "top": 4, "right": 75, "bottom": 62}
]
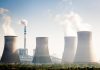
[
  {"left": 62, "top": 36, "right": 77, "bottom": 63},
  {"left": 32, "top": 37, "right": 51, "bottom": 64},
  {"left": 74, "top": 31, "right": 97, "bottom": 63},
  {"left": 19, "top": 19, "right": 28, "bottom": 56},
  {"left": 1, "top": 36, "right": 20, "bottom": 63},
  {"left": 20, "top": 19, "right": 28, "bottom": 49},
  {"left": 24, "top": 26, "right": 26, "bottom": 49}
]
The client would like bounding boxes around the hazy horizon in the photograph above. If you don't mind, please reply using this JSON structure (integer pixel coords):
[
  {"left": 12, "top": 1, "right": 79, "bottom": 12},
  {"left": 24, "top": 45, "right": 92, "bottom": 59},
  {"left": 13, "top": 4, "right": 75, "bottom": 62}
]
[{"left": 0, "top": 0, "right": 100, "bottom": 63}]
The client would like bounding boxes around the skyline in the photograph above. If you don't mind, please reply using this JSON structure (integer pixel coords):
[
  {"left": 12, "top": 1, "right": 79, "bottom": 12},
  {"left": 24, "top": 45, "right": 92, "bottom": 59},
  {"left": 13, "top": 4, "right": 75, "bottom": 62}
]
[{"left": 0, "top": 0, "right": 100, "bottom": 62}]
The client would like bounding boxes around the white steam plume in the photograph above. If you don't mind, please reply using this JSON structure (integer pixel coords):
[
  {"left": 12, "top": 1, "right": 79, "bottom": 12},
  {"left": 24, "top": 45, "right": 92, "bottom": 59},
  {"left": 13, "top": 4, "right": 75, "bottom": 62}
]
[
  {"left": 2, "top": 16, "right": 16, "bottom": 36},
  {"left": 64, "top": 11, "right": 92, "bottom": 31},
  {"left": 54, "top": 11, "right": 92, "bottom": 36},
  {"left": 20, "top": 19, "right": 28, "bottom": 26},
  {"left": 0, "top": 8, "right": 8, "bottom": 14},
  {"left": 54, "top": 12, "right": 77, "bottom": 36},
  {"left": 0, "top": 8, "right": 16, "bottom": 36}
]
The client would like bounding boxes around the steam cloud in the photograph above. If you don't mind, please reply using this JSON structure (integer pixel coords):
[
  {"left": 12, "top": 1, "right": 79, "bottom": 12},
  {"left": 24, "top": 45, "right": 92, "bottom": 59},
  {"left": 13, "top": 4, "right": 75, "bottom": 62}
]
[
  {"left": 0, "top": 8, "right": 16, "bottom": 36},
  {"left": 20, "top": 19, "right": 28, "bottom": 26},
  {"left": 54, "top": 11, "right": 92, "bottom": 36},
  {"left": 0, "top": 8, "right": 8, "bottom": 14},
  {"left": 2, "top": 16, "right": 16, "bottom": 36},
  {"left": 65, "top": 11, "right": 92, "bottom": 31}
]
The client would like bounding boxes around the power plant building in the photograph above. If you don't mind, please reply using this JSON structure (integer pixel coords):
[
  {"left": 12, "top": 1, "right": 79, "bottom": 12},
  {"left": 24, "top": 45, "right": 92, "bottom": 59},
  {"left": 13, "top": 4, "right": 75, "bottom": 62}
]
[
  {"left": 74, "top": 31, "right": 97, "bottom": 63},
  {"left": 18, "top": 49, "right": 28, "bottom": 57},
  {"left": 62, "top": 36, "right": 77, "bottom": 63},
  {"left": 1, "top": 36, "right": 20, "bottom": 63},
  {"left": 32, "top": 37, "right": 51, "bottom": 64},
  {"left": 18, "top": 49, "right": 33, "bottom": 64}
]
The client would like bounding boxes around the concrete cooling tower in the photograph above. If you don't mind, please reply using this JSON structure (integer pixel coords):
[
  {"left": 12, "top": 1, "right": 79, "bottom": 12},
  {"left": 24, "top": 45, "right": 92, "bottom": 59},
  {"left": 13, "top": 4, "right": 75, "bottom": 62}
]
[
  {"left": 74, "top": 31, "right": 97, "bottom": 63},
  {"left": 32, "top": 37, "right": 51, "bottom": 64},
  {"left": 1, "top": 36, "right": 20, "bottom": 63},
  {"left": 62, "top": 36, "right": 77, "bottom": 63}
]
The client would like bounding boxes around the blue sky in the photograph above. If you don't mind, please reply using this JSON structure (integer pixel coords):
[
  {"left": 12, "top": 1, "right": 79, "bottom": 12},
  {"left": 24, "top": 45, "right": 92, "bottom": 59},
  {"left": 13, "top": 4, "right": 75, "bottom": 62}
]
[{"left": 0, "top": 0, "right": 100, "bottom": 61}]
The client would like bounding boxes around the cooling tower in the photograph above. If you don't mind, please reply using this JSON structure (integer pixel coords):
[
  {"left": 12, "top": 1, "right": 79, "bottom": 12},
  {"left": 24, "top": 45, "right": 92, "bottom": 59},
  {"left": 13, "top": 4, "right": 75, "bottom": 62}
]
[
  {"left": 74, "top": 31, "right": 97, "bottom": 63},
  {"left": 62, "top": 36, "right": 77, "bottom": 63},
  {"left": 32, "top": 37, "right": 51, "bottom": 64},
  {"left": 1, "top": 36, "right": 20, "bottom": 63}
]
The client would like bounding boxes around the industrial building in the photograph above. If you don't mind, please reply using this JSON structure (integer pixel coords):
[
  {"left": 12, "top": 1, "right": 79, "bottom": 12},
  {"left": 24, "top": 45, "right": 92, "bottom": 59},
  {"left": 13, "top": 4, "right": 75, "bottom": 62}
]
[{"left": 18, "top": 48, "right": 33, "bottom": 64}]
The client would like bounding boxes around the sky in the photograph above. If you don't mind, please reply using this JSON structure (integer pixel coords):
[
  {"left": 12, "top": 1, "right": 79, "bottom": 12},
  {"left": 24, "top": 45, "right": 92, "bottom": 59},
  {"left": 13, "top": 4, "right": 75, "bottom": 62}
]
[{"left": 0, "top": 0, "right": 100, "bottom": 62}]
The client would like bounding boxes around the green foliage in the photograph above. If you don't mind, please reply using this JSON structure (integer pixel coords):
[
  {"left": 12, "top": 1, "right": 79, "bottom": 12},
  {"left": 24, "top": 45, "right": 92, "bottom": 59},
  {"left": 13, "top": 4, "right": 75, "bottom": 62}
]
[{"left": 0, "top": 64, "right": 100, "bottom": 70}]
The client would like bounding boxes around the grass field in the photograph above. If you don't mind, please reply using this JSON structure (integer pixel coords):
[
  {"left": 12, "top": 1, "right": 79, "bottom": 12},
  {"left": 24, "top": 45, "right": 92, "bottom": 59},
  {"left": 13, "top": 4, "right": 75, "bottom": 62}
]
[{"left": 0, "top": 64, "right": 100, "bottom": 70}]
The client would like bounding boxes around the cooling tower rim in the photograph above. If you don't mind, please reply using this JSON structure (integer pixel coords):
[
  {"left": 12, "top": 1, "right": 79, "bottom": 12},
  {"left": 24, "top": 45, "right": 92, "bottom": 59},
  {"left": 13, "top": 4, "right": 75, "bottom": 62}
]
[
  {"left": 18, "top": 48, "right": 28, "bottom": 50},
  {"left": 77, "top": 31, "right": 92, "bottom": 35},
  {"left": 77, "top": 31, "right": 92, "bottom": 33},
  {"left": 64, "top": 36, "right": 76, "bottom": 38},
  {"left": 36, "top": 37, "right": 48, "bottom": 38},
  {"left": 4, "top": 36, "right": 18, "bottom": 37}
]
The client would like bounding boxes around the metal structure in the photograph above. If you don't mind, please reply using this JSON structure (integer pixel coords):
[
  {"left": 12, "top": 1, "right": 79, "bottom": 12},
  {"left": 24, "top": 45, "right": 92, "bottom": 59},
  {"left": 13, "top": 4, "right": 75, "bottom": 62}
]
[
  {"left": 24, "top": 26, "right": 26, "bottom": 49},
  {"left": 18, "top": 48, "right": 28, "bottom": 57},
  {"left": 20, "top": 20, "right": 28, "bottom": 56},
  {"left": 20, "top": 26, "right": 28, "bottom": 56},
  {"left": 74, "top": 31, "right": 97, "bottom": 63},
  {"left": 1, "top": 36, "right": 20, "bottom": 63},
  {"left": 32, "top": 37, "right": 51, "bottom": 64},
  {"left": 62, "top": 36, "right": 77, "bottom": 63},
  {"left": 18, "top": 48, "right": 32, "bottom": 64}
]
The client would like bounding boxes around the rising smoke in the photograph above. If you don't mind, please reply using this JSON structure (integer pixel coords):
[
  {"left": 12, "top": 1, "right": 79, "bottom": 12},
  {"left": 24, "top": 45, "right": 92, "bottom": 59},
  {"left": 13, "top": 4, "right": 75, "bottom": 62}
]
[
  {"left": 20, "top": 19, "right": 28, "bottom": 26},
  {"left": 64, "top": 11, "right": 92, "bottom": 31},
  {"left": 0, "top": 8, "right": 16, "bottom": 36},
  {"left": 54, "top": 11, "right": 77, "bottom": 36},
  {"left": 50, "top": 0, "right": 92, "bottom": 36},
  {"left": 0, "top": 8, "right": 8, "bottom": 14},
  {"left": 2, "top": 16, "right": 16, "bottom": 36},
  {"left": 54, "top": 11, "right": 92, "bottom": 36}
]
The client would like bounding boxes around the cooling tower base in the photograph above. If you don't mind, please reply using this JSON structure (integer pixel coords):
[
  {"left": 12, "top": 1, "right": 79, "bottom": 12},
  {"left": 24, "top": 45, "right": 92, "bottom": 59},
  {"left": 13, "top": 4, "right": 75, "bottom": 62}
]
[
  {"left": 62, "top": 61, "right": 73, "bottom": 64},
  {"left": 74, "top": 62, "right": 98, "bottom": 64},
  {"left": 1, "top": 51, "right": 20, "bottom": 64},
  {"left": 33, "top": 56, "right": 51, "bottom": 64}
]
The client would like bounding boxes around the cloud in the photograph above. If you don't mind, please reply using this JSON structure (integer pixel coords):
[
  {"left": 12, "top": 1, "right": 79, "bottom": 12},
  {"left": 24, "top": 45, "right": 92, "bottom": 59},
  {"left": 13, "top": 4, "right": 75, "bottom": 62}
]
[{"left": 0, "top": 8, "right": 9, "bottom": 14}]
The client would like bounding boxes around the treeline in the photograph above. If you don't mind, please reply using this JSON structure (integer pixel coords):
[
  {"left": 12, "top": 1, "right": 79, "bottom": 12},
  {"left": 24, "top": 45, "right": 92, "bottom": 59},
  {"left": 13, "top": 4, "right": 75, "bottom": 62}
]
[{"left": 0, "top": 64, "right": 100, "bottom": 70}]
